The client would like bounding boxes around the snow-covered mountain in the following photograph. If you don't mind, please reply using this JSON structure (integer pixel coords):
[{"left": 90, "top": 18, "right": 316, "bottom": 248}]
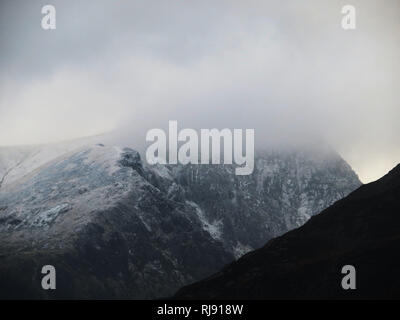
[
  {"left": 0, "top": 140, "right": 361, "bottom": 299},
  {"left": 0, "top": 136, "right": 103, "bottom": 188}
]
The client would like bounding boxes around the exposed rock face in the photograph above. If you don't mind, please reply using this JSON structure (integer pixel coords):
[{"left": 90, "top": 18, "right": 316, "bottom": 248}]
[
  {"left": 174, "top": 164, "right": 400, "bottom": 300},
  {"left": 0, "top": 142, "right": 361, "bottom": 299},
  {"left": 169, "top": 148, "right": 361, "bottom": 258}
]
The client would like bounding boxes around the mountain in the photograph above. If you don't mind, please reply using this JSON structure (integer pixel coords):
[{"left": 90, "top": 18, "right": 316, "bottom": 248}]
[
  {"left": 168, "top": 147, "right": 361, "bottom": 258},
  {"left": 0, "top": 136, "right": 103, "bottom": 189},
  {"left": 174, "top": 164, "right": 400, "bottom": 299},
  {"left": 0, "top": 141, "right": 360, "bottom": 299}
]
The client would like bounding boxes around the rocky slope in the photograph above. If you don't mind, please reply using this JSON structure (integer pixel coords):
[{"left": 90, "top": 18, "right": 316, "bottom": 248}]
[
  {"left": 0, "top": 141, "right": 361, "bottom": 298},
  {"left": 170, "top": 147, "right": 361, "bottom": 257},
  {"left": 174, "top": 164, "right": 400, "bottom": 299}
]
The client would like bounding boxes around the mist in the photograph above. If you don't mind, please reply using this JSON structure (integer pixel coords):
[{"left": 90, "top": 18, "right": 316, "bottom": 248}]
[{"left": 0, "top": 0, "right": 399, "bottom": 183}]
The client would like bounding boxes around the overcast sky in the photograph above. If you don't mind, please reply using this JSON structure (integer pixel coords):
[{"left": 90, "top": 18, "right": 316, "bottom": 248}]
[{"left": 0, "top": 0, "right": 399, "bottom": 183}]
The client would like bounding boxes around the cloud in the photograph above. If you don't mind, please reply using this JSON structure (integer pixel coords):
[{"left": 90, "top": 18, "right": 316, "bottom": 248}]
[{"left": 0, "top": 0, "right": 399, "bottom": 183}]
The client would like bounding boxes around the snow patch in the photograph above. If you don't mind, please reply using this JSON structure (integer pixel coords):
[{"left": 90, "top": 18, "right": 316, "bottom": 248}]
[
  {"left": 31, "top": 203, "right": 72, "bottom": 227},
  {"left": 82, "top": 145, "right": 122, "bottom": 175},
  {"left": 187, "top": 201, "right": 223, "bottom": 241},
  {"left": 233, "top": 242, "right": 253, "bottom": 259},
  {"left": 149, "top": 164, "right": 173, "bottom": 180}
]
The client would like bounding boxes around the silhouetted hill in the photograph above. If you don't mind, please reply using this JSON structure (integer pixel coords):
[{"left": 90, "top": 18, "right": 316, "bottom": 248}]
[{"left": 174, "top": 164, "right": 400, "bottom": 299}]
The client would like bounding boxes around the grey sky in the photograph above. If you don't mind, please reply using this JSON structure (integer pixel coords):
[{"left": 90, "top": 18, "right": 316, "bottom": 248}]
[{"left": 0, "top": 0, "right": 399, "bottom": 183}]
